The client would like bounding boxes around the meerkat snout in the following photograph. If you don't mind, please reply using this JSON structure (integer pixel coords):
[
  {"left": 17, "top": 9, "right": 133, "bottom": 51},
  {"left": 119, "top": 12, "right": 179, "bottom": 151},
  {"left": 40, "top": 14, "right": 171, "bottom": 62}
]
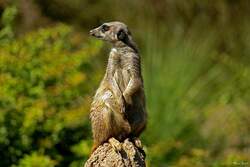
[{"left": 89, "top": 29, "right": 94, "bottom": 36}]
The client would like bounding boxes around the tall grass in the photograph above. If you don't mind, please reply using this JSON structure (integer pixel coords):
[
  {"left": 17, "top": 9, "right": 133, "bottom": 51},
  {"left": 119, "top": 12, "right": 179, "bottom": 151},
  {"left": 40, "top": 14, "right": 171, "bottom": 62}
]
[
  {"left": 142, "top": 26, "right": 214, "bottom": 138},
  {"left": 140, "top": 23, "right": 250, "bottom": 166}
]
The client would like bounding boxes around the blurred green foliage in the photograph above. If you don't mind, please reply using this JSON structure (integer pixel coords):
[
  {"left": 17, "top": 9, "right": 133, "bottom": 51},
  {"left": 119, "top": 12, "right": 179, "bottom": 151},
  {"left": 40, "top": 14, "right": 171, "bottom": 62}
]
[
  {"left": 0, "top": 6, "right": 17, "bottom": 43},
  {"left": 0, "top": 7, "right": 103, "bottom": 166},
  {"left": 143, "top": 27, "right": 250, "bottom": 167},
  {"left": 0, "top": 1, "right": 250, "bottom": 167},
  {"left": 18, "top": 152, "right": 56, "bottom": 167}
]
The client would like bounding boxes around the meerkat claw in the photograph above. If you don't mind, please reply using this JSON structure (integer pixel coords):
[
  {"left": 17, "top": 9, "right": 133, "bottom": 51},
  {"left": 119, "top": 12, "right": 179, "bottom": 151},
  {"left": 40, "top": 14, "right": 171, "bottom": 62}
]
[
  {"left": 133, "top": 137, "right": 142, "bottom": 149},
  {"left": 109, "top": 137, "right": 122, "bottom": 151}
]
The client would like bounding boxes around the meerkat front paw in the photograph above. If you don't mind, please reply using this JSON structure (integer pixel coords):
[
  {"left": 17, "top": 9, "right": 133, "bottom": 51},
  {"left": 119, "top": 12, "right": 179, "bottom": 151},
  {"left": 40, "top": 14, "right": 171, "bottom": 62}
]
[
  {"left": 119, "top": 96, "right": 126, "bottom": 114},
  {"left": 123, "top": 93, "right": 133, "bottom": 105},
  {"left": 108, "top": 137, "right": 122, "bottom": 152}
]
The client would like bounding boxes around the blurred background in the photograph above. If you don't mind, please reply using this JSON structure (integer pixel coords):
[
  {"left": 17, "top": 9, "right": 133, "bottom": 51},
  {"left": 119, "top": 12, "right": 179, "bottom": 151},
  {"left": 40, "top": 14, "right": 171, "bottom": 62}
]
[{"left": 0, "top": 0, "right": 250, "bottom": 167}]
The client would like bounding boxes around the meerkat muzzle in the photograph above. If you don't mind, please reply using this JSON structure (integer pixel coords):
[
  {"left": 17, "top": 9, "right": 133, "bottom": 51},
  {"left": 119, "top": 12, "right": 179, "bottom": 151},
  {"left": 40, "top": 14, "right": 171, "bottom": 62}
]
[
  {"left": 89, "top": 29, "right": 103, "bottom": 39},
  {"left": 89, "top": 29, "right": 95, "bottom": 36}
]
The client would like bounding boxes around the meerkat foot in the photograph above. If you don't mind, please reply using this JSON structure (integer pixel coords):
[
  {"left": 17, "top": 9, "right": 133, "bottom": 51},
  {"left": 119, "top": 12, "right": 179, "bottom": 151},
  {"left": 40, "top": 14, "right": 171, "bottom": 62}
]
[
  {"left": 133, "top": 137, "right": 142, "bottom": 149},
  {"left": 108, "top": 137, "right": 122, "bottom": 151}
]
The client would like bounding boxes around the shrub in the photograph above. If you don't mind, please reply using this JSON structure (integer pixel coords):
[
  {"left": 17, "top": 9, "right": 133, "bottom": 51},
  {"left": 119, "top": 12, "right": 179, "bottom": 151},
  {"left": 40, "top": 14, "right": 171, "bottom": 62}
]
[
  {"left": 0, "top": 23, "right": 103, "bottom": 166},
  {"left": 17, "top": 152, "right": 56, "bottom": 167}
]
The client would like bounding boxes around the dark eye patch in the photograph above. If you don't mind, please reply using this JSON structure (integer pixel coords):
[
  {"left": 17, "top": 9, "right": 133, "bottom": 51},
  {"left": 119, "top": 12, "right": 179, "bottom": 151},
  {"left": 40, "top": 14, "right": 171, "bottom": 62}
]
[{"left": 101, "top": 24, "right": 110, "bottom": 32}]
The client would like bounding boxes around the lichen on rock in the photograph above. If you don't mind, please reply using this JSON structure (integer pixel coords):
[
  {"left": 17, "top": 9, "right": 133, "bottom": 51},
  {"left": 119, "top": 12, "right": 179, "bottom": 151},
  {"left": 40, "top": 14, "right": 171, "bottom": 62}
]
[{"left": 84, "top": 139, "right": 146, "bottom": 167}]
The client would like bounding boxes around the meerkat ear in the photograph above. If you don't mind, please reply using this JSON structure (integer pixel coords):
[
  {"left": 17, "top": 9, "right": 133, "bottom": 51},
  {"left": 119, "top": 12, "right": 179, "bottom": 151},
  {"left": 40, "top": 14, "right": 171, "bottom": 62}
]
[{"left": 117, "top": 29, "right": 127, "bottom": 41}]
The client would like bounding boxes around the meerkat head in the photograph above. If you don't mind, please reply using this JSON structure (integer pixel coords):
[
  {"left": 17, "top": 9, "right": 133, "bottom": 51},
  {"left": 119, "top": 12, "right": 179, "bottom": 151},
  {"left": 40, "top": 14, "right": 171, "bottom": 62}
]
[{"left": 90, "top": 21, "right": 138, "bottom": 52}]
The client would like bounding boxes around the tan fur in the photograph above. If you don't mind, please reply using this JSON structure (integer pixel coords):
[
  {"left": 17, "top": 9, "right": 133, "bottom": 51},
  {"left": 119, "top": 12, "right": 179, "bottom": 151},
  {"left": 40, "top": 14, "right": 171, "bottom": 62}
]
[{"left": 89, "top": 21, "right": 147, "bottom": 151}]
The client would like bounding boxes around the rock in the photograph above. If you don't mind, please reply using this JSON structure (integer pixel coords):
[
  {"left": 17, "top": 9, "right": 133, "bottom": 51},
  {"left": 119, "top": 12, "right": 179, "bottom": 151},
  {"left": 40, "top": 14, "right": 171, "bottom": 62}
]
[{"left": 84, "top": 138, "right": 146, "bottom": 167}]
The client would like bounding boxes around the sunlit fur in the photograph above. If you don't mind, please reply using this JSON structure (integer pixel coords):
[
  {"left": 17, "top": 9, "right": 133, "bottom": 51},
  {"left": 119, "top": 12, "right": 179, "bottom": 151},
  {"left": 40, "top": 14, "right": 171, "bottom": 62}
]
[{"left": 89, "top": 21, "right": 147, "bottom": 151}]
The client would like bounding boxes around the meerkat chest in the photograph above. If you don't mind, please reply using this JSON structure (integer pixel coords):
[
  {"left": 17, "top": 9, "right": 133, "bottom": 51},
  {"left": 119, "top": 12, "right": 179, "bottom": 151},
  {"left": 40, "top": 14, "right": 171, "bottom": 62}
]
[
  {"left": 110, "top": 48, "right": 130, "bottom": 69},
  {"left": 110, "top": 48, "right": 131, "bottom": 90}
]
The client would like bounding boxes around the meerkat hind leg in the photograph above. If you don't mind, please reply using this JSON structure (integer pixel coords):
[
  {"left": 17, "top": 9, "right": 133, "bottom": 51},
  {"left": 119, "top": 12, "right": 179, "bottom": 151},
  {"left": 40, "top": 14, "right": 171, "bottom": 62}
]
[{"left": 108, "top": 137, "right": 122, "bottom": 151}]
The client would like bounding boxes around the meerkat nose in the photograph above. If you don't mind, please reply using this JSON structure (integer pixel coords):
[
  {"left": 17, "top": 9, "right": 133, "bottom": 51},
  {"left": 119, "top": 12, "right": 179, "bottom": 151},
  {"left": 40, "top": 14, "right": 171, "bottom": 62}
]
[{"left": 89, "top": 30, "right": 94, "bottom": 36}]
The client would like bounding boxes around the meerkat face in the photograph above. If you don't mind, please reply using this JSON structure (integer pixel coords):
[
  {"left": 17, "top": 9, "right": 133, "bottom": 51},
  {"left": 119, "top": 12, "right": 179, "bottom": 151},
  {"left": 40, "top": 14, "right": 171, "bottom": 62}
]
[{"left": 89, "top": 21, "right": 132, "bottom": 43}]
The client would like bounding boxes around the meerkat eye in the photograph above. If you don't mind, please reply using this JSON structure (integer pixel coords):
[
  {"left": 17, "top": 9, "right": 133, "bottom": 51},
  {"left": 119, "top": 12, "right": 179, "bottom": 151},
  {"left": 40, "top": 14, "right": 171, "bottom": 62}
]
[{"left": 101, "top": 25, "right": 110, "bottom": 32}]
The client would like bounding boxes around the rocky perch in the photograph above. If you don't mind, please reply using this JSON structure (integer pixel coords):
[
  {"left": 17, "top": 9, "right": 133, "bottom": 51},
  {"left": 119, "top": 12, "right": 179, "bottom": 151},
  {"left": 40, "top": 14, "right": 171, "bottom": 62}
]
[{"left": 84, "top": 138, "right": 146, "bottom": 167}]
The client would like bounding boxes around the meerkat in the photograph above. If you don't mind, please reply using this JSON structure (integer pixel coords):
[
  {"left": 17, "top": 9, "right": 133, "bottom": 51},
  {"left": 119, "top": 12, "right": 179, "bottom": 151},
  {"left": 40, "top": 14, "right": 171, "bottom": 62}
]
[{"left": 89, "top": 21, "right": 147, "bottom": 152}]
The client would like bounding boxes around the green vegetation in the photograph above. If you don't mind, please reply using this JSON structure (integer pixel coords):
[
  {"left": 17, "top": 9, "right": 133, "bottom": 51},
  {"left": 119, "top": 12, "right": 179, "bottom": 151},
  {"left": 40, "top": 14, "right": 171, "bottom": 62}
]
[
  {"left": 0, "top": 1, "right": 250, "bottom": 167},
  {"left": 143, "top": 26, "right": 250, "bottom": 166},
  {"left": 0, "top": 7, "right": 103, "bottom": 167}
]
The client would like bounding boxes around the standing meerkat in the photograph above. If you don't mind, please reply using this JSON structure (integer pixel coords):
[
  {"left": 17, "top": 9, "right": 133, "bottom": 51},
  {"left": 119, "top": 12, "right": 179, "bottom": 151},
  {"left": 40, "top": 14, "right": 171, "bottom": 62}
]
[{"left": 89, "top": 21, "right": 147, "bottom": 151}]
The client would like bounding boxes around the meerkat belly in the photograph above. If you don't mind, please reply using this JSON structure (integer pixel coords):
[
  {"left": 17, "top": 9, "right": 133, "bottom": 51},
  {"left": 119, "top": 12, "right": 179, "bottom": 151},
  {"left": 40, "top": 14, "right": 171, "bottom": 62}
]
[{"left": 114, "top": 68, "right": 130, "bottom": 93}]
